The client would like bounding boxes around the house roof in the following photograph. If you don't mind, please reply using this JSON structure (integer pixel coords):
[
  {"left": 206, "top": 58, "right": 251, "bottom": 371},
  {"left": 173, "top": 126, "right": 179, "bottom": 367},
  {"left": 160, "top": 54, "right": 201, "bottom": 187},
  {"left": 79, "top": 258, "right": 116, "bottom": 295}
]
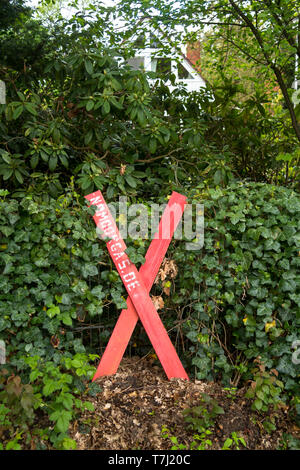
[
  {"left": 126, "top": 22, "right": 207, "bottom": 85},
  {"left": 180, "top": 52, "right": 207, "bottom": 84}
]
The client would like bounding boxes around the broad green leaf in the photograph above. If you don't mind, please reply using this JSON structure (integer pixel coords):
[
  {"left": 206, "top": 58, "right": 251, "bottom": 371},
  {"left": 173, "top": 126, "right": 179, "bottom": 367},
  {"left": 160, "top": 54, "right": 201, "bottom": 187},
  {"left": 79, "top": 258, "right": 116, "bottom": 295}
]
[
  {"left": 102, "top": 100, "right": 110, "bottom": 115},
  {"left": 2, "top": 168, "right": 13, "bottom": 180},
  {"left": 125, "top": 174, "right": 137, "bottom": 188},
  {"left": 1, "top": 151, "right": 11, "bottom": 164},
  {"left": 84, "top": 59, "right": 94, "bottom": 75},
  {"left": 149, "top": 138, "right": 157, "bottom": 153},
  {"left": 24, "top": 103, "right": 38, "bottom": 116},
  {"left": 47, "top": 305, "right": 60, "bottom": 318},
  {"left": 86, "top": 100, "right": 94, "bottom": 111},
  {"left": 40, "top": 150, "right": 49, "bottom": 162},
  {"left": 13, "top": 105, "right": 24, "bottom": 120},
  {"left": 223, "top": 438, "right": 232, "bottom": 449},
  {"left": 83, "top": 401, "right": 94, "bottom": 411},
  {"left": 59, "top": 154, "right": 69, "bottom": 168},
  {"left": 30, "top": 154, "right": 39, "bottom": 169},
  {"left": 61, "top": 312, "right": 72, "bottom": 326},
  {"left": 43, "top": 381, "right": 60, "bottom": 396},
  {"left": 51, "top": 410, "right": 72, "bottom": 433},
  {"left": 84, "top": 129, "right": 93, "bottom": 145},
  {"left": 14, "top": 170, "right": 23, "bottom": 184},
  {"left": 61, "top": 393, "right": 74, "bottom": 410},
  {"left": 253, "top": 399, "right": 263, "bottom": 411},
  {"left": 62, "top": 438, "right": 77, "bottom": 450},
  {"left": 17, "top": 91, "right": 25, "bottom": 101},
  {"left": 80, "top": 176, "right": 92, "bottom": 190},
  {"left": 49, "top": 155, "right": 58, "bottom": 171},
  {"left": 110, "top": 96, "right": 123, "bottom": 110}
]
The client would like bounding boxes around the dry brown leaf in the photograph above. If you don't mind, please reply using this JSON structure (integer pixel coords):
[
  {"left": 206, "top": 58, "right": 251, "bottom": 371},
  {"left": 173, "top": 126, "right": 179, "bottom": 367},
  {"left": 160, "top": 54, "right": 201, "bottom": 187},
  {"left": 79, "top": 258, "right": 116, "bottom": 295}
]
[
  {"left": 120, "top": 164, "right": 127, "bottom": 175},
  {"left": 155, "top": 259, "right": 178, "bottom": 284},
  {"left": 162, "top": 281, "right": 171, "bottom": 296},
  {"left": 50, "top": 335, "right": 60, "bottom": 348},
  {"left": 151, "top": 295, "right": 164, "bottom": 311},
  {"left": 76, "top": 305, "right": 86, "bottom": 322}
]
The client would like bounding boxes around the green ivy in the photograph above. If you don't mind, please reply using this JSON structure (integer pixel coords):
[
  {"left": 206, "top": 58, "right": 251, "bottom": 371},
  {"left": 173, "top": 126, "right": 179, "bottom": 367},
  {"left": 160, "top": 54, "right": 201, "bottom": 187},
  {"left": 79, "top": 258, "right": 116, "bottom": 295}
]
[
  {"left": 0, "top": 180, "right": 299, "bottom": 448},
  {"left": 172, "top": 182, "right": 300, "bottom": 400}
]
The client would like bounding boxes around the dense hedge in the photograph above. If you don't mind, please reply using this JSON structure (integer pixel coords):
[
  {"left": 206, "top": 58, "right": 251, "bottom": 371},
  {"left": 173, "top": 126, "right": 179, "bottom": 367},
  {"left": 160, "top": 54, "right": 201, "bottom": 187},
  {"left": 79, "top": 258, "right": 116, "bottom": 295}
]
[
  {"left": 0, "top": 181, "right": 299, "bottom": 446},
  {"left": 172, "top": 182, "right": 300, "bottom": 398},
  {"left": 0, "top": 186, "right": 121, "bottom": 448}
]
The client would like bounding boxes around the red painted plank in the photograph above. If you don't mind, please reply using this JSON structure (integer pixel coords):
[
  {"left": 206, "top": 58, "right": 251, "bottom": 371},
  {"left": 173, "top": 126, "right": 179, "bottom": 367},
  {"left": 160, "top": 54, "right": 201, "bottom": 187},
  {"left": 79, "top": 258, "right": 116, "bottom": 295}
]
[
  {"left": 91, "top": 192, "right": 187, "bottom": 379},
  {"left": 85, "top": 191, "right": 189, "bottom": 381}
]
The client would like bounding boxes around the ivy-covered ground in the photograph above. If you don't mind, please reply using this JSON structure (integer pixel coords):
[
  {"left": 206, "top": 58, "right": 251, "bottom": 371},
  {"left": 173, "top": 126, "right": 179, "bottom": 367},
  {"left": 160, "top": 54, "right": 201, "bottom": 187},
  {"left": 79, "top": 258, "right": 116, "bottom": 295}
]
[
  {"left": 0, "top": 182, "right": 299, "bottom": 450},
  {"left": 69, "top": 357, "right": 299, "bottom": 451}
]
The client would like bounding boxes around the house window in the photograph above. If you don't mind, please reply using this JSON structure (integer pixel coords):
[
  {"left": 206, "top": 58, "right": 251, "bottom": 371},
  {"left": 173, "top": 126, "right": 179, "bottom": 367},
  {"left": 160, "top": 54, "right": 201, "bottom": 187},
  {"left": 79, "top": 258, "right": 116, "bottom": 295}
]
[
  {"left": 134, "top": 34, "right": 146, "bottom": 48},
  {"left": 127, "top": 56, "right": 145, "bottom": 71},
  {"left": 151, "top": 58, "right": 172, "bottom": 76},
  {"left": 150, "top": 33, "right": 163, "bottom": 48},
  {"left": 177, "top": 62, "right": 193, "bottom": 80}
]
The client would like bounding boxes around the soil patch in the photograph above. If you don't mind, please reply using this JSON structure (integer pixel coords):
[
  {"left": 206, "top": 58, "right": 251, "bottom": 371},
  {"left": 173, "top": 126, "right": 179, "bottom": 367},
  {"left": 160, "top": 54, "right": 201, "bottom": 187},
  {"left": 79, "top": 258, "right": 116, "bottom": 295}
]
[{"left": 70, "top": 357, "right": 299, "bottom": 450}]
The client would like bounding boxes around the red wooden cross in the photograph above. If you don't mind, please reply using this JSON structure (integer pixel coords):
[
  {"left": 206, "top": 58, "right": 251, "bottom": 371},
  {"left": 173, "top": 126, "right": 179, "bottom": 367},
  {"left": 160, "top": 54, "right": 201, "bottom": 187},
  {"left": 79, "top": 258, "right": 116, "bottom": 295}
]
[{"left": 85, "top": 190, "right": 189, "bottom": 381}]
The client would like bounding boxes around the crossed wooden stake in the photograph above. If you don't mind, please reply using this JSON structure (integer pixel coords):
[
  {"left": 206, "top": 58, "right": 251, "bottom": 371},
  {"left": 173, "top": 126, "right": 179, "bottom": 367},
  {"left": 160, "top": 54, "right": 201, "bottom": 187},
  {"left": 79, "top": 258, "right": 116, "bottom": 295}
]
[{"left": 85, "top": 190, "right": 189, "bottom": 381}]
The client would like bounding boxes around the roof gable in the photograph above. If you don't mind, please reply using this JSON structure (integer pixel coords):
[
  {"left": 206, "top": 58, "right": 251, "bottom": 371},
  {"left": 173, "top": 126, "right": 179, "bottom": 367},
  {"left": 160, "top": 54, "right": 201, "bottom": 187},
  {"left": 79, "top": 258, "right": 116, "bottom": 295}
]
[{"left": 126, "top": 30, "right": 206, "bottom": 89}]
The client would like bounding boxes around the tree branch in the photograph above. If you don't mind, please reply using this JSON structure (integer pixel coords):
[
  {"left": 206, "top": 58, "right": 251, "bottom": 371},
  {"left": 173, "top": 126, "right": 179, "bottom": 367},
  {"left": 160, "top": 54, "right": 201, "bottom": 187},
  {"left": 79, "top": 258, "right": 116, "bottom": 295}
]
[
  {"left": 137, "top": 147, "right": 183, "bottom": 163},
  {"left": 271, "top": 64, "right": 300, "bottom": 141},
  {"left": 261, "top": 0, "right": 300, "bottom": 58},
  {"left": 218, "top": 32, "right": 267, "bottom": 66},
  {"left": 228, "top": 0, "right": 300, "bottom": 142}
]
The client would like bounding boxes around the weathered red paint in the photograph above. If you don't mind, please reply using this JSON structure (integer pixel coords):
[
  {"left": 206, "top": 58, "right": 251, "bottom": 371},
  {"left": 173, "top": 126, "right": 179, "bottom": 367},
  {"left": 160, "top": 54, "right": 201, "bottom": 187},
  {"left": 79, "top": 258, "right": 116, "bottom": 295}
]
[
  {"left": 85, "top": 190, "right": 189, "bottom": 381},
  {"left": 91, "top": 192, "right": 187, "bottom": 379}
]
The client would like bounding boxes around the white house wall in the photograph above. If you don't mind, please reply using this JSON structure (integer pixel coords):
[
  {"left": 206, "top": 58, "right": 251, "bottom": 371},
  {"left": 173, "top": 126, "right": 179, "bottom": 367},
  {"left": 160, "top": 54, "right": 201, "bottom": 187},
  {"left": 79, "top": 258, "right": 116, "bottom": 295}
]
[{"left": 126, "top": 42, "right": 206, "bottom": 93}]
